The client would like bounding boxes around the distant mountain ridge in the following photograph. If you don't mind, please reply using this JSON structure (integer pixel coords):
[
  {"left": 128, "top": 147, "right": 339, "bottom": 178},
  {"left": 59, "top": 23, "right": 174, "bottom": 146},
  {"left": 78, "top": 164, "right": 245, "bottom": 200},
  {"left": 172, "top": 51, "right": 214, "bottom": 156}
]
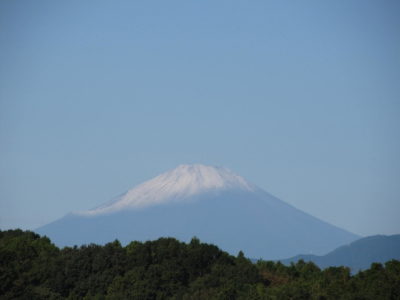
[
  {"left": 36, "top": 164, "right": 359, "bottom": 259},
  {"left": 280, "top": 234, "right": 400, "bottom": 272}
]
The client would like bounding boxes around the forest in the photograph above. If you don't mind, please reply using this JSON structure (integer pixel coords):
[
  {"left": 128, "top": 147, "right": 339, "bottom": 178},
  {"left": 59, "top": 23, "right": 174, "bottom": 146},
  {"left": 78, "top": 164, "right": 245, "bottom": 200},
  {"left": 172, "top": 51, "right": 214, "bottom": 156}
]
[{"left": 1, "top": 229, "right": 399, "bottom": 299}]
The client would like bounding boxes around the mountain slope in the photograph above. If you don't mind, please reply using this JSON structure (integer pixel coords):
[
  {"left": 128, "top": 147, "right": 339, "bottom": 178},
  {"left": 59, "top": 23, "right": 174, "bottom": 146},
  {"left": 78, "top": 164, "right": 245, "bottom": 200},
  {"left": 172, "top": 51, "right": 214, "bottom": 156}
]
[
  {"left": 281, "top": 234, "right": 400, "bottom": 272},
  {"left": 36, "top": 164, "right": 359, "bottom": 259}
]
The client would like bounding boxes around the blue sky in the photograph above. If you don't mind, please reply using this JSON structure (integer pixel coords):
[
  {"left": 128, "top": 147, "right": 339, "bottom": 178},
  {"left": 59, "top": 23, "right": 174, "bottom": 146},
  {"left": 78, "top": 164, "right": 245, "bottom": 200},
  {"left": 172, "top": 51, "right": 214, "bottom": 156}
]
[{"left": 1, "top": 0, "right": 399, "bottom": 237}]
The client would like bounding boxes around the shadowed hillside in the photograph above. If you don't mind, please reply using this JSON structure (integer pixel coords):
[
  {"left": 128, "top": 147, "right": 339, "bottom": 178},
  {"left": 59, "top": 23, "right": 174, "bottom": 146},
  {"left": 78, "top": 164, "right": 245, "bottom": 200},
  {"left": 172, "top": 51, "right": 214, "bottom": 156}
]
[{"left": 281, "top": 234, "right": 400, "bottom": 272}]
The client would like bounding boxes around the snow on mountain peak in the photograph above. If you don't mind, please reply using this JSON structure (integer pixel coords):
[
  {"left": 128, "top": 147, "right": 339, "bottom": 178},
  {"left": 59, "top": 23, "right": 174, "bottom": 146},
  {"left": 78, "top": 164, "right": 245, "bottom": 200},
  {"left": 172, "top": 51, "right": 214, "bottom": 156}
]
[{"left": 79, "top": 164, "right": 255, "bottom": 216}]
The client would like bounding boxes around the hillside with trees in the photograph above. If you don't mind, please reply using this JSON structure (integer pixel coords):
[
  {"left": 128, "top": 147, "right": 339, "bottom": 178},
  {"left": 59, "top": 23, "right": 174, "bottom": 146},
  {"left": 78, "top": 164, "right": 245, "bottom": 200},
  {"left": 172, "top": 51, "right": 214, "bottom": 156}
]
[{"left": 1, "top": 229, "right": 399, "bottom": 299}]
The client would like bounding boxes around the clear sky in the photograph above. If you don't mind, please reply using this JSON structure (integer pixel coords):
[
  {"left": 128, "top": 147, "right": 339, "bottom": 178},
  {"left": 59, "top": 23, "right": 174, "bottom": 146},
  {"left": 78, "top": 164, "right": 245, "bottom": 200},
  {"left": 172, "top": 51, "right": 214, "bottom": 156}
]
[{"left": 1, "top": 0, "right": 399, "bottom": 237}]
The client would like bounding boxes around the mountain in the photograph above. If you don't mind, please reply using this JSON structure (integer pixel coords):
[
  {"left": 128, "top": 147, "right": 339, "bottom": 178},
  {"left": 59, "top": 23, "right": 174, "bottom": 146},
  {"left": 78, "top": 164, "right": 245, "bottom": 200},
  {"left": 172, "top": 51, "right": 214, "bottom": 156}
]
[
  {"left": 281, "top": 234, "right": 400, "bottom": 272},
  {"left": 36, "top": 164, "right": 359, "bottom": 259}
]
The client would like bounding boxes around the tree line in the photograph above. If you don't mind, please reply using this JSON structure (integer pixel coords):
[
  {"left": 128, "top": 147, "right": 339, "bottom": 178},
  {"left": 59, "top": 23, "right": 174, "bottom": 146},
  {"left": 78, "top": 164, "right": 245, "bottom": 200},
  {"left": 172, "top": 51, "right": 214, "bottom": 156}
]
[{"left": 1, "top": 229, "right": 399, "bottom": 299}]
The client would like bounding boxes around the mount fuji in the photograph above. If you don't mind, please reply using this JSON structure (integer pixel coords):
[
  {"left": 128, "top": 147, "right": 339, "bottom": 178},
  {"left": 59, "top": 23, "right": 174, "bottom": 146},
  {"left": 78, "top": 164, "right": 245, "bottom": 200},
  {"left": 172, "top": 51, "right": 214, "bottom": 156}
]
[{"left": 36, "top": 164, "right": 359, "bottom": 259}]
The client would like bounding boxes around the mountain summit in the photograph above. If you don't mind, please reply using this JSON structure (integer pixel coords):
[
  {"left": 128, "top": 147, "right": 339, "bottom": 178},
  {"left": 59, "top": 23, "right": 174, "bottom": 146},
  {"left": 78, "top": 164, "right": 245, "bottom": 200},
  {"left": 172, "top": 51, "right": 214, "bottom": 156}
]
[
  {"left": 37, "top": 164, "right": 359, "bottom": 259},
  {"left": 82, "top": 164, "right": 255, "bottom": 216}
]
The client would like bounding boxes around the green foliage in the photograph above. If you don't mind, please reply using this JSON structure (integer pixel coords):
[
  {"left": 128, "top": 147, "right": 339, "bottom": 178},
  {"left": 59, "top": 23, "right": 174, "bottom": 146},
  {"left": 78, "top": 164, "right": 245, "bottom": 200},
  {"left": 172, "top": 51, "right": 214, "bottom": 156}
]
[{"left": 1, "top": 229, "right": 399, "bottom": 299}]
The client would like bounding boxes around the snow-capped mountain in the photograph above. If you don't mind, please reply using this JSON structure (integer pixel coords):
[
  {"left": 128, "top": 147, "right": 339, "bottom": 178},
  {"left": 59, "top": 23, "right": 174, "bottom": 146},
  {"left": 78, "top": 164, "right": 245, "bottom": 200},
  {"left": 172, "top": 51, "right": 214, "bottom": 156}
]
[
  {"left": 81, "top": 164, "right": 256, "bottom": 216},
  {"left": 36, "top": 164, "right": 360, "bottom": 259}
]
